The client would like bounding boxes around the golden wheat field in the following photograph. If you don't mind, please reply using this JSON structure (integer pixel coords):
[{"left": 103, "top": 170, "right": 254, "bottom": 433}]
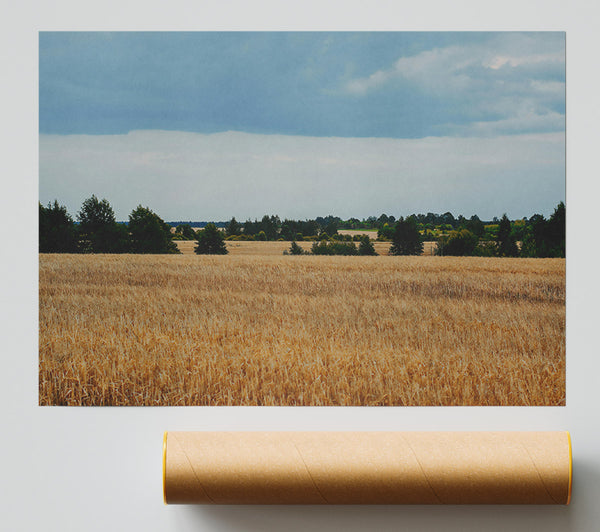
[{"left": 39, "top": 253, "right": 565, "bottom": 406}]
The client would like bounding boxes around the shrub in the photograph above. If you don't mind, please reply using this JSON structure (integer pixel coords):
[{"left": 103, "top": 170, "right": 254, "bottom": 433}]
[
  {"left": 175, "top": 223, "right": 196, "bottom": 240},
  {"left": 289, "top": 241, "right": 304, "bottom": 255},
  {"left": 311, "top": 240, "right": 357, "bottom": 255},
  {"left": 435, "top": 229, "right": 478, "bottom": 256}
]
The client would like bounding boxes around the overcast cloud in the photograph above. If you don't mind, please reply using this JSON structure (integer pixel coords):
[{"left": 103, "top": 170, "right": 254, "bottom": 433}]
[
  {"left": 40, "top": 130, "right": 565, "bottom": 222},
  {"left": 39, "top": 32, "right": 565, "bottom": 220},
  {"left": 39, "top": 32, "right": 564, "bottom": 139}
]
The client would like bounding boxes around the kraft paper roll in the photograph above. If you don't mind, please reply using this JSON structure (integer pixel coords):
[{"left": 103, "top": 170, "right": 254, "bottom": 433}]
[{"left": 163, "top": 431, "right": 572, "bottom": 505}]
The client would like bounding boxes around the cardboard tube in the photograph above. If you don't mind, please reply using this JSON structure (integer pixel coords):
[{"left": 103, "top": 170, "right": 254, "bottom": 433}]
[{"left": 163, "top": 431, "right": 572, "bottom": 505}]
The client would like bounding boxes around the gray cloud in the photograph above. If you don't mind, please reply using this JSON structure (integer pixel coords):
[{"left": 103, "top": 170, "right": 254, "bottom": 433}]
[
  {"left": 39, "top": 130, "right": 565, "bottom": 222},
  {"left": 343, "top": 33, "right": 565, "bottom": 136}
]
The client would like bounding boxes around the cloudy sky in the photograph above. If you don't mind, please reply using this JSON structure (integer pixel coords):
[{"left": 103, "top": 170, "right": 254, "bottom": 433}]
[{"left": 39, "top": 32, "right": 565, "bottom": 221}]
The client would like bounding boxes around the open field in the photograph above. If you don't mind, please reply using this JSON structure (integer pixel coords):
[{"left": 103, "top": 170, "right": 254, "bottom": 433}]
[
  {"left": 39, "top": 254, "right": 565, "bottom": 406},
  {"left": 338, "top": 229, "right": 378, "bottom": 237},
  {"left": 176, "top": 240, "right": 438, "bottom": 255}
]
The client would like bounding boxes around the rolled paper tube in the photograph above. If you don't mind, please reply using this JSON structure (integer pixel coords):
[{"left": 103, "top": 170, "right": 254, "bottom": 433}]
[{"left": 163, "top": 431, "right": 572, "bottom": 505}]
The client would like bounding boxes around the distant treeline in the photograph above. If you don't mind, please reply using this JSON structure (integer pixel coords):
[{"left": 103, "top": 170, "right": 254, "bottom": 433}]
[
  {"left": 167, "top": 213, "right": 494, "bottom": 232},
  {"left": 39, "top": 195, "right": 565, "bottom": 258}
]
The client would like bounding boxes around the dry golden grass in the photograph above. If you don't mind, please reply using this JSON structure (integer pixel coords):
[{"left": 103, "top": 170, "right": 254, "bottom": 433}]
[
  {"left": 338, "top": 229, "right": 378, "bottom": 237},
  {"left": 39, "top": 254, "right": 565, "bottom": 406}
]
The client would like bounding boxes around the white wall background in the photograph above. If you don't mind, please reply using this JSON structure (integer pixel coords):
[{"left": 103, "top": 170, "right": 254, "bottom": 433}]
[{"left": 2, "top": 1, "right": 599, "bottom": 530}]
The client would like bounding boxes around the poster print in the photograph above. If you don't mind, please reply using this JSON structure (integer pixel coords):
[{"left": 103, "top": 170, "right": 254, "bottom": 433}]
[{"left": 39, "top": 32, "right": 565, "bottom": 406}]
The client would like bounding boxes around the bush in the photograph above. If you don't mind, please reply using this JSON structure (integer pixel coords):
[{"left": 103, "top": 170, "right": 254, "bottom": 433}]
[
  {"left": 377, "top": 223, "right": 394, "bottom": 241},
  {"left": 311, "top": 240, "right": 329, "bottom": 255},
  {"left": 475, "top": 241, "right": 497, "bottom": 257},
  {"left": 311, "top": 240, "right": 357, "bottom": 255},
  {"left": 436, "top": 229, "right": 478, "bottom": 256},
  {"left": 175, "top": 223, "right": 196, "bottom": 240},
  {"left": 289, "top": 241, "right": 304, "bottom": 255}
]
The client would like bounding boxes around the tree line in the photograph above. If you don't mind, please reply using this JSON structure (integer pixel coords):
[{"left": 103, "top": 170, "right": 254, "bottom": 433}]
[
  {"left": 432, "top": 204, "right": 565, "bottom": 258},
  {"left": 39, "top": 195, "right": 565, "bottom": 258},
  {"left": 39, "top": 196, "right": 179, "bottom": 254}
]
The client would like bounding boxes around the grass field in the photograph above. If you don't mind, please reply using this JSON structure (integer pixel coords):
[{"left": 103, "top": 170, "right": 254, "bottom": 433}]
[{"left": 39, "top": 252, "right": 565, "bottom": 406}]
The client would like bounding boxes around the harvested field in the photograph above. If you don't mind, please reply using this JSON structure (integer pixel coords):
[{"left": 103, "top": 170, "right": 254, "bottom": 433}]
[
  {"left": 39, "top": 254, "right": 565, "bottom": 406},
  {"left": 338, "top": 229, "right": 379, "bottom": 237}
]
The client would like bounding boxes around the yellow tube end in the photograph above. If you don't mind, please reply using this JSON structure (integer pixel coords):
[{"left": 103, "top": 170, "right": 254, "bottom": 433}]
[
  {"left": 163, "top": 431, "right": 168, "bottom": 505},
  {"left": 566, "top": 431, "right": 572, "bottom": 505}
]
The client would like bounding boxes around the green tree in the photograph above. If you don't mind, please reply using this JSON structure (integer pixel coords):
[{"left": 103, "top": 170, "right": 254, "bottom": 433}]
[
  {"left": 128, "top": 205, "right": 179, "bottom": 254},
  {"left": 358, "top": 236, "right": 378, "bottom": 256},
  {"left": 324, "top": 219, "right": 338, "bottom": 237},
  {"left": 545, "top": 201, "right": 566, "bottom": 257},
  {"left": 520, "top": 215, "right": 544, "bottom": 257},
  {"left": 259, "top": 215, "right": 279, "bottom": 240},
  {"left": 243, "top": 219, "right": 256, "bottom": 236},
  {"left": 194, "top": 223, "right": 228, "bottom": 254},
  {"left": 377, "top": 223, "right": 394, "bottom": 241},
  {"left": 225, "top": 217, "right": 241, "bottom": 237},
  {"left": 39, "top": 200, "right": 79, "bottom": 253},
  {"left": 496, "top": 214, "right": 518, "bottom": 257},
  {"left": 389, "top": 216, "right": 423, "bottom": 256},
  {"left": 279, "top": 219, "right": 300, "bottom": 241},
  {"left": 77, "top": 195, "right": 130, "bottom": 253},
  {"left": 520, "top": 202, "right": 566, "bottom": 258},
  {"left": 465, "top": 215, "right": 485, "bottom": 238},
  {"left": 510, "top": 219, "right": 528, "bottom": 243}
]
